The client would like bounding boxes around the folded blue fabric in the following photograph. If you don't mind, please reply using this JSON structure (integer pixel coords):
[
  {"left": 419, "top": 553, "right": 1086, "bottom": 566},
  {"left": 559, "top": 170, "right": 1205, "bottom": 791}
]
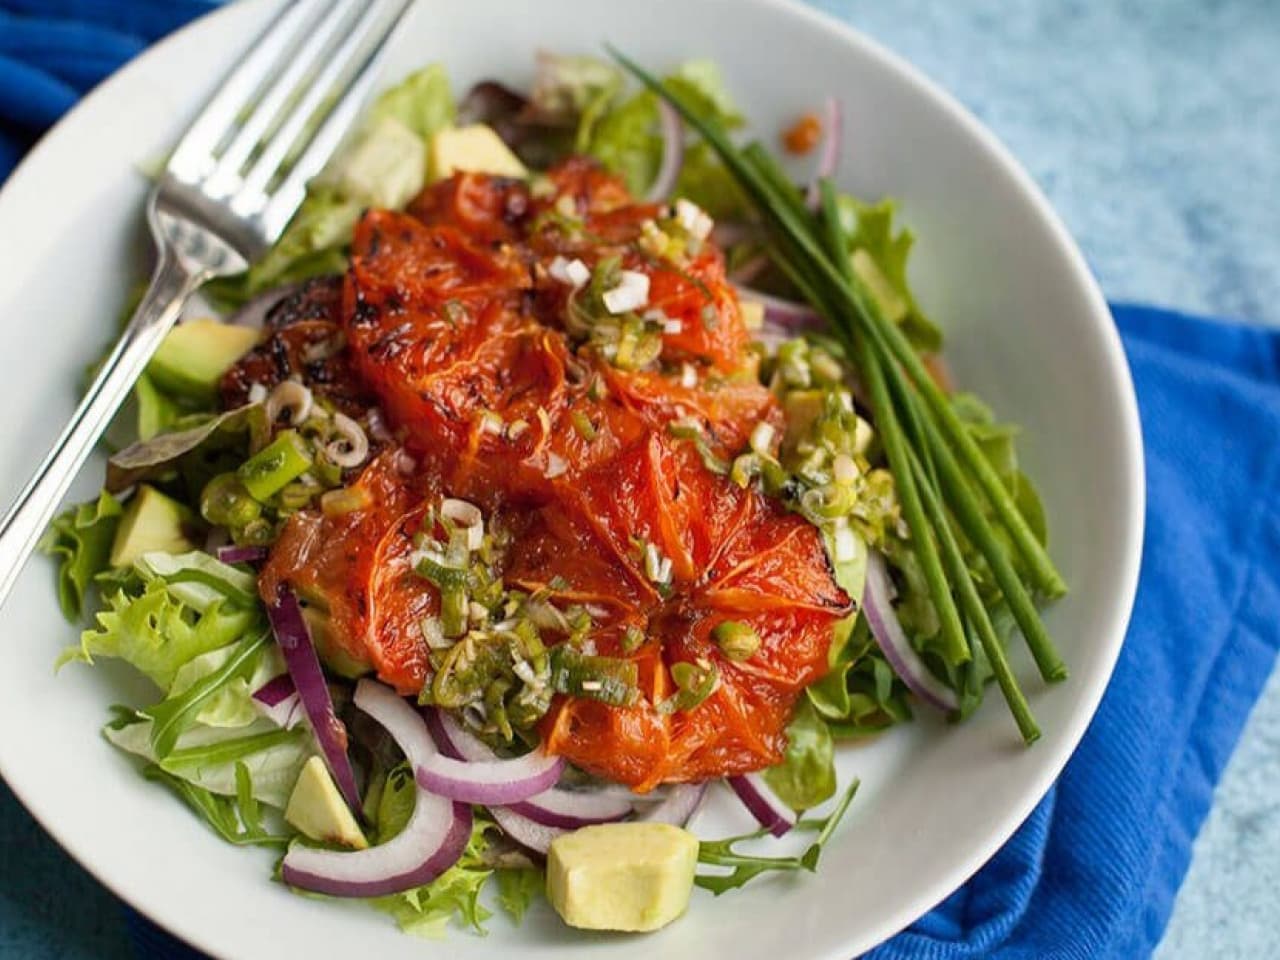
[{"left": 3, "top": 4, "right": 1278, "bottom": 959}]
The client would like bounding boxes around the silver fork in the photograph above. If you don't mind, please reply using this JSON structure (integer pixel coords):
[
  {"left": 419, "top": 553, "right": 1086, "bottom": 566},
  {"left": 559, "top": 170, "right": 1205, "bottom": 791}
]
[{"left": 0, "top": 0, "right": 413, "bottom": 608}]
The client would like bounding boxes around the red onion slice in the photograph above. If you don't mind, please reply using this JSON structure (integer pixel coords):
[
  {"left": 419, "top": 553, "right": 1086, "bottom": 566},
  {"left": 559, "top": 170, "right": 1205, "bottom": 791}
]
[
  {"left": 266, "top": 585, "right": 361, "bottom": 812},
  {"left": 251, "top": 675, "right": 302, "bottom": 729},
  {"left": 636, "top": 782, "right": 707, "bottom": 827},
  {"left": 281, "top": 680, "right": 472, "bottom": 897},
  {"left": 863, "top": 551, "right": 960, "bottom": 712},
  {"left": 426, "top": 707, "right": 632, "bottom": 828},
  {"left": 645, "top": 99, "right": 684, "bottom": 202},
  {"left": 416, "top": 747, "right": 565, "bottom": 805},
  {"left": 728, "top": 773, "right": 796, "bottom": 837},
  {"left": 508, "top": 787, "right": 633, "bottom": 829},
  {"left": 805, "top": 95, "right": 844, "bottom": 209},
  {"left": 423, "top": 707, "right": 495, "bottom": 762},
  {"left": 490, "top": 805, "right": 566, "bottom": 856},
  {"left": 216, "top": 544, "right": 268, "bottom": 565}
]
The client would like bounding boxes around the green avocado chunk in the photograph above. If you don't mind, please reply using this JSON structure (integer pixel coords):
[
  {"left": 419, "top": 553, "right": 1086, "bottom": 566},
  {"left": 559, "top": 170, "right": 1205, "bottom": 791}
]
[
  {"left": 109, "top": 485, "right": 200, "bottom": 568},
  {"left": 285, "top": 756, "right": 367, "bottom": 849},
  {"left": 547, "top": 822, "right": 699, "bottom": 932},
  {"left": 147, "top": 319, "right": 259, "bottom": 402}
]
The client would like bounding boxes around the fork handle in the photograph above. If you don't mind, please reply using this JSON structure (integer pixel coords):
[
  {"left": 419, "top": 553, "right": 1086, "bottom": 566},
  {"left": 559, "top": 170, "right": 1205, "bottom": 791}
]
[{"left": 0, "top": 248, "right": 204, "bottom": 609}]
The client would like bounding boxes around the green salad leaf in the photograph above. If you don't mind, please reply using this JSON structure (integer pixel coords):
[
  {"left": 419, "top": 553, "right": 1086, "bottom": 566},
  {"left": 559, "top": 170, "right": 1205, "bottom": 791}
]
[
  {"left": 695, "top": 779, "right": 859, "bottom": 894},
  {"left": 142, "top": 761, "right": 294, "bottom": 847},
  {"left": 494, "top": 867, "right": 542, "bottom": 924},
  {"left": 369, "top": 64, "right": 456, "bottom": 140},
  {"left": 62, "top": 579, "right": 258, "bottom": 689},
  {"left": 208, "top": 65, "right": 457, "bottom": 309},
  {"left": 584, "top": 91, "right": 660, "bottom": 196},
  {"left": 763, "top": 698, "right": 836, "bottom": 810},
  {"left": 108, "top": 716, "right": 312, "bottom": 808},
  {"left": 142, "top": 627, "right": 270, "bottom": 758},
  {"left": 39, "top": 491, "right": 122, "bottom": 621},
  {"left": 106, "top": 404, "right": 259, "bottom": 494},
  {"left": 167, "top": 641, "right": 285, "bottom": 728},
  {"left": 837, "top": 195, "right": 941, "bottom": 353}
]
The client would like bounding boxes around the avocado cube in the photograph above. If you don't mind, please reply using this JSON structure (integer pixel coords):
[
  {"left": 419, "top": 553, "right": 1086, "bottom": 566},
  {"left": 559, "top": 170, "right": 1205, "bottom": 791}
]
[
  {"left": 547, "top": 822, "right": 699, "bottom": 932},
  {"left": 285, "top": 756, "right": 367, "bottom": 849},
  {"left": 429, "top": 124, "right": 528, "bottom": 182},
  {"left": 148, "top": 319, "right": 259, "bottom": 403},
  {"left": 109, "top": 485, "right": 199, "bottom": 569}
]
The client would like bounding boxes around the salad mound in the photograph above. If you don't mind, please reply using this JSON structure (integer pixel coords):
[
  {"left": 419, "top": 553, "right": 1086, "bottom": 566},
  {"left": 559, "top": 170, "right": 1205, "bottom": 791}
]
[{"left": 43, "top": 49, "right": 1063, "bottom": 937}]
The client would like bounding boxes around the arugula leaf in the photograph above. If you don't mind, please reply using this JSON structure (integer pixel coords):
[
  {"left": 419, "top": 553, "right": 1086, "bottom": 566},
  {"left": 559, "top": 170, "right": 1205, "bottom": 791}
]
[
  {"left": 763, "top": 698, "right": 836, "bottom": 810},
  {"left": 39, "top": 491, "right": 122, "bottom": 621},
  {"left": 160, "top": 727, "right": 303, "bottom": 772},
  {"left": 167, "top": 642, "right": 285, "bottom": 728},
  {"left": 695, "top": 779, "right": 859, "bottom": 894},
  {"left": 143, "top": 627, "right": 270, "bottom": 758},
  {"left": 142, "top": 761, "right": 293, "bottom": 848},
  {"left": 494, "top": 867, "right": 542, "bottom": 924},
  {"left": 62, "top": 580, "right": 258, "bottom": 689}
]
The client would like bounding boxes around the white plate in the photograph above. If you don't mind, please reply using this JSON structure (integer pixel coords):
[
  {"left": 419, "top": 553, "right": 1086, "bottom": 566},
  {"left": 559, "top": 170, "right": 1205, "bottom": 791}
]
[{"left": 0, "top": 0, "right": 1144, "bottom": 957}]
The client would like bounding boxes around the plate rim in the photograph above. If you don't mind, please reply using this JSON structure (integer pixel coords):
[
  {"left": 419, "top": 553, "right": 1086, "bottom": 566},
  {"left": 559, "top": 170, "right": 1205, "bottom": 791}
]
[{"left": 0, "top": 0, "right": 1147, "bottom": 956}]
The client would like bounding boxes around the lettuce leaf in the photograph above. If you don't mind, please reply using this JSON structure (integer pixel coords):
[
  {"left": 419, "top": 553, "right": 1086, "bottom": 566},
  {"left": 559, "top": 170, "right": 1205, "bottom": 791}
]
[
  {"left": 61, "top": 579, "right": 258, "bottom": 689},
  {"left": 108, "top": 715, "right": 312, "bottom": 810},
  {"left": 838, "top": 196, "right": 941, "bottom": 353},
  {"left": 584, "top": 91, "right": 659, "bottom": 195},
  {"left": 168, "top": 641, "right": 285, "bottom": 728},
  {"left": 494, "top": 867, "right": 542, "bottom": 923},
  {"left": 807, "top": 615, "right": 912, "bottom": 735},
  {"left": 583, "top": 58, "right": 745, "bottom": 204},
  {"left": 39, "top": 491, "right": 122, "bottom": 621},
  {"left": 762, "top": 698, "right": 835, "bottom": 810},
  {"left": 369, "top": 64, "right": 456, "bottom": 140}
]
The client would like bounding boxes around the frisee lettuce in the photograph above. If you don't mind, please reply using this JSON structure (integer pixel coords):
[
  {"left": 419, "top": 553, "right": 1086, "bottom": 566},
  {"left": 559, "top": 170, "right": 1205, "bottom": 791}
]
[
  {"left": 62, "top": 579, "right": 258, "bottom": 689},
  {"left": 39, "top": 491, "right": 121, "bottom": 621}
]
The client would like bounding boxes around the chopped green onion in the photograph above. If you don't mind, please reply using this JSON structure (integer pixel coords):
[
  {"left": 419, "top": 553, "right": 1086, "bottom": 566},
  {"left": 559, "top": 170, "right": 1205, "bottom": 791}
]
[
  {"left": 713, "top": 620, "right": 761, "bottom": 661},
  {"left": 200, "top": 473, "right": 261, "bottom": 528},
  {"left": 237, "top": 430, "right": 312, "bottom": 501}
]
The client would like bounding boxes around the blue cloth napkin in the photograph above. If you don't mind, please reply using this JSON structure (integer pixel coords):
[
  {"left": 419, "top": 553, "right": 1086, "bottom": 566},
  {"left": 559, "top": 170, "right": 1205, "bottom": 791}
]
[{"left": 3, "top": 4, "right": 1280, "bottom": 959}]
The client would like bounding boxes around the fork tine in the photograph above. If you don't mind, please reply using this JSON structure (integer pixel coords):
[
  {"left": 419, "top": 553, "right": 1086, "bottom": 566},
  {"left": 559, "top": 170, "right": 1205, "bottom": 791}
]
[
  {"left": 258, "top": 0, "right": 415, "bottom": 240},
  {"left": 201, "top": 0, "right": 349, "bottom": 200},
  {"left": 166, "top": 0, "right": 318, "bottom": 185},
  {"left": 231, "top": 0, "right": 412, "bottom": 223}
]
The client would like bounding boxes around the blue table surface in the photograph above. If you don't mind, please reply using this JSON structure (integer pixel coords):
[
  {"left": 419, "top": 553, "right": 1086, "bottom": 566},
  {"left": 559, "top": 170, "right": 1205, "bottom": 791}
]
[{"left": 2, "top": 1, "right": 1278, "bottom": 957}]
